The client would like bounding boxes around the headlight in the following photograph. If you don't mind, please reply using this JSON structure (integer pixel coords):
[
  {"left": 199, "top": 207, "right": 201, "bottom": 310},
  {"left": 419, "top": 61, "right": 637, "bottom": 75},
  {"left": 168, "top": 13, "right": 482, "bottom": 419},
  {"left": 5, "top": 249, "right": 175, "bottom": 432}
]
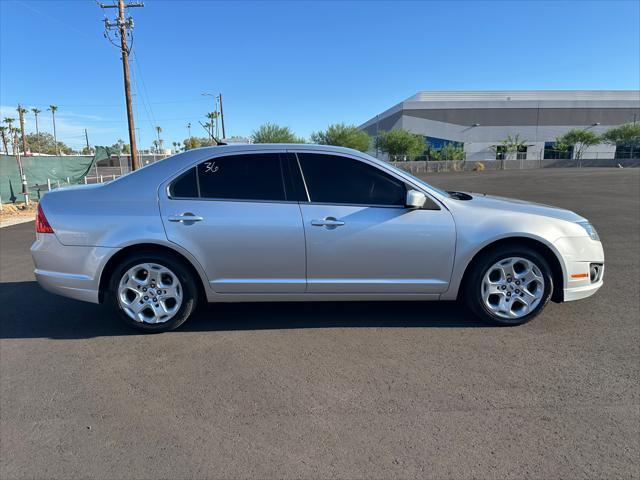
[{"left": 576, "top": 221, "right": 599, "bottom": 241}]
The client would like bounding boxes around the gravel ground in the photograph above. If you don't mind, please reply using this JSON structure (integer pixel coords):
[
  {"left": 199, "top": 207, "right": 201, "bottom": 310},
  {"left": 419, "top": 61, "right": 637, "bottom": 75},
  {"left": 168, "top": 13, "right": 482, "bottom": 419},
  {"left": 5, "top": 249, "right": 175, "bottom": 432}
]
[{"left": 1, "top": 168, "right": 638, "bottom": 479}]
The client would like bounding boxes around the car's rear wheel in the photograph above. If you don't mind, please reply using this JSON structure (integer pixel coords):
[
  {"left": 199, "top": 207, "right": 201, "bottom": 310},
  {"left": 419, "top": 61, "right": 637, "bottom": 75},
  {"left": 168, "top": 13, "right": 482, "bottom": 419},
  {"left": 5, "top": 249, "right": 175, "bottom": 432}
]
[
  {"left": 108, "top": 252, "right": 198, "bottom": 332},
  {"left": 464, "top": 247, "right": 553, "bottom": 325}
]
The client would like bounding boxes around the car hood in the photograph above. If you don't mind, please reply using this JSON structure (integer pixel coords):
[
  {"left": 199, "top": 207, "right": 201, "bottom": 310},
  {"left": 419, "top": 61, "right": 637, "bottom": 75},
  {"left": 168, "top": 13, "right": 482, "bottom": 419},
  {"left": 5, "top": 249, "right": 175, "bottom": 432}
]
[{"left": 463, "top": 193, "right": 586, "bottom": 223}]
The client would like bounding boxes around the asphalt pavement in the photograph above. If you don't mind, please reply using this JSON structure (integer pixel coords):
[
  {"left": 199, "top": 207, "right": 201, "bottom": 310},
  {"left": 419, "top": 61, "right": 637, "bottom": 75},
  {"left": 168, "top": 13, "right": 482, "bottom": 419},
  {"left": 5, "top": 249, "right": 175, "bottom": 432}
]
[{"left": 1, "top": 168, "right": 638, "bottom": 479}]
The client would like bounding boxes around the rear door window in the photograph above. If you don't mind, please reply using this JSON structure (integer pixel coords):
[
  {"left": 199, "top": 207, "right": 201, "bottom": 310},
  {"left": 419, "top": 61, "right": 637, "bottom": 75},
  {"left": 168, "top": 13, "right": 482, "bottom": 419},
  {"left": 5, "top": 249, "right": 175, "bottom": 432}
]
[
  {"left": 197, "top": 153, "right": 286, "bottom": 201},
  {"left": 169, "top": 153, "right": 290, "bottom": 201}
]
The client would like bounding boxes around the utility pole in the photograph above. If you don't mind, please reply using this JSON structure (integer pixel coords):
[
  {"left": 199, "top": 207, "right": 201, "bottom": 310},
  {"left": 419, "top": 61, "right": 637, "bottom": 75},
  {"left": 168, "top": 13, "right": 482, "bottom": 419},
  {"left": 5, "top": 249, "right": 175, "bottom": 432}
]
[
  {"left": 218, "top": 93, "right": 226, "bottom": 138},
  {"left": 100, "top": 0, "right": 143, "bottom": 171}
]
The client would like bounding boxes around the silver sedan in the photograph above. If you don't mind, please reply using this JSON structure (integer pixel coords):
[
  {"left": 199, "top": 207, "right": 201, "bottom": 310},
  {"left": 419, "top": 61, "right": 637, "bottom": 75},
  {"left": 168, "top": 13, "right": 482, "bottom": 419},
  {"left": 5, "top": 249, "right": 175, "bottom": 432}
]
[{"left": 31, "top": 144, "right": 604, "bottom": 332}]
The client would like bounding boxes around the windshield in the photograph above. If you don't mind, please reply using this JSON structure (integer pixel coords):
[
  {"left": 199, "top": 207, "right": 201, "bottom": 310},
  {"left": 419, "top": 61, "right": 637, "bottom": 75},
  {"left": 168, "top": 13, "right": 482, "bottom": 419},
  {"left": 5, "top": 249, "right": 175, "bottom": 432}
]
[{"left": 382, "top": 161, "right": 451, "bottom": 198}]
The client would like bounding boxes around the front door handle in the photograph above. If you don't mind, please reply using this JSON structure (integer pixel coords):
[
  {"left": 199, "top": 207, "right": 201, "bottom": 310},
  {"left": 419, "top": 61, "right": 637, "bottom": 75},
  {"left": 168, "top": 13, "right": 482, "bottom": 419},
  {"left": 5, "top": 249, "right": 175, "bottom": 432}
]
[
  {"left": 311, "top": 217, "right": 345, "bottom": 228},
  {"left": 168, "top": 213, "right": 203, "bottom": 223}
]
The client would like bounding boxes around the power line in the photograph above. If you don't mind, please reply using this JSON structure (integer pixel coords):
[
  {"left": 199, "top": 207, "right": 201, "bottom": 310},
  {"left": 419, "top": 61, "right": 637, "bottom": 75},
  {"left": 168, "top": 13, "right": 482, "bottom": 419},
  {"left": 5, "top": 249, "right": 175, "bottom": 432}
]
[
  {"left": 130, "top": 53, "right": 154, "bottom": 148},
  {"left": 131, "top": 51, "right": 159, "bottom": 132},
  {"left": 129, "top": 54, "right": 144, "bottom": 149},
  {"left": 16, "top": 0, "right": 95, "bottom": 40},
  {"left": 9, "top": 98, "right": 205, "bottom": 109}
]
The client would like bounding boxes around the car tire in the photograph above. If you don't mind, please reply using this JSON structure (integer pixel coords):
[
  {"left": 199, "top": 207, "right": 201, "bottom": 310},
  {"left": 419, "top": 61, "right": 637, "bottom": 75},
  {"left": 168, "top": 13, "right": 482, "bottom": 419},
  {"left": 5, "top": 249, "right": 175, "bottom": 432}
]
[
  {"left": 464, "top": 246, "right": 553, "bottom": 326},
  {"left": 107, "top": 251, "right": 199, "bottom": 332}
]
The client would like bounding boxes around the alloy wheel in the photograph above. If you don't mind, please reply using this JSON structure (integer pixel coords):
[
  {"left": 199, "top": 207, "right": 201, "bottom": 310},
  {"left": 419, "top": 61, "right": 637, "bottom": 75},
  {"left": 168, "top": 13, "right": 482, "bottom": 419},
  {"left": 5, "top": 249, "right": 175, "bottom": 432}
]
[
  {"left": 481, "top": 256, "right": 545, "bottom": 319},
  {"left": 117, "top": 262, "right": 183, "bottom": 324}
]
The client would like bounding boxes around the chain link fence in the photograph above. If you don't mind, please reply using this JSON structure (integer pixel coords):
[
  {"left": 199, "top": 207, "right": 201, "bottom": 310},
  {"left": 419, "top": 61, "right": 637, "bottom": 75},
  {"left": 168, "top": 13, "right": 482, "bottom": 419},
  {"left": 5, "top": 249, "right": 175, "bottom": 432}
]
[
  {"left": 388, "top": 156, "right": 639, "bottom": 175},
  {"left": 388, "top": 149, "right": 639, "bottom": 172}
]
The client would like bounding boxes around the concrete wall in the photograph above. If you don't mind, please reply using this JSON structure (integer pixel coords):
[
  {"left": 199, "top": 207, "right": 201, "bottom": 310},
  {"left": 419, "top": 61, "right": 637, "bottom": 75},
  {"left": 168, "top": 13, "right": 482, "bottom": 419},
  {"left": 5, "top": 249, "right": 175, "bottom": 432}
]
[{"left": 400, "top": 113, "right": 627, "bottom": 161}]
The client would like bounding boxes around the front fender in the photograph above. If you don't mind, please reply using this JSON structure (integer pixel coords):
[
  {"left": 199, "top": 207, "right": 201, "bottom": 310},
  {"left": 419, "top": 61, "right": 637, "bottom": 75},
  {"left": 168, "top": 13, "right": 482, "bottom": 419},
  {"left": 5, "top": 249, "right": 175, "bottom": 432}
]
[{"left": 439, "top": 203, "right": 577, "bottom": 300}]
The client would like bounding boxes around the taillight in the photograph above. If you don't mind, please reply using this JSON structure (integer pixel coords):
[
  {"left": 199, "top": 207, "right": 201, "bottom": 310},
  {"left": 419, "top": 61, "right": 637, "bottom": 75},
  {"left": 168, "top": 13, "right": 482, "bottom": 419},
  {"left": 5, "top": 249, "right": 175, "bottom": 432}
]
[{"left": 36, "top": 204, "right": 54, "bottom": 233}]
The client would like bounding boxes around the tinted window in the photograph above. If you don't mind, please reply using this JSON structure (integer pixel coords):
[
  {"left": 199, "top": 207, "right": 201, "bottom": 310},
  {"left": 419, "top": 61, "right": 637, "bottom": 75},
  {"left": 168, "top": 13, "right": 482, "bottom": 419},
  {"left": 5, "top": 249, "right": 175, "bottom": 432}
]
[
  {"left": 197, "top": 153, "right": 286, "bottom": 201},
  {"left": 544, "top": 141, "right": 573, "bottom": 160},
  {"left": 298, "top": 153, "right": 406, "bottom": 206},
  {"left": 283, "top": 153, "right": 309, "bottom": 201},
  {"left": 169, "top": 167, "right": 198, "bottom": 198}
]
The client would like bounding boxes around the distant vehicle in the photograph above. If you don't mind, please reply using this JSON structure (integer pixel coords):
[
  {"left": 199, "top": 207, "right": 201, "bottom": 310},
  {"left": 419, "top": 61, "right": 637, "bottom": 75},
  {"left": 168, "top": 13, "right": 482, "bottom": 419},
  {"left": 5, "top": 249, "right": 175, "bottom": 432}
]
[{"left": 31, "top": 145, "right": 604, "bottom": 332}]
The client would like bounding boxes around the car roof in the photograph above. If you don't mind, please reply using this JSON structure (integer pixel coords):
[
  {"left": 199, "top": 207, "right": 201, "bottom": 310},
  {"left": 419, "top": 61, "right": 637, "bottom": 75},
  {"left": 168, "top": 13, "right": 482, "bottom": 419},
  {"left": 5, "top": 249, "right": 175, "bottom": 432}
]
[
  {"left": 114, "top": 143, "right": 379, "bottom": 188},
  {"left": 111, "top": 142, "right": 448, "bottom": 204},
  {"left": 187, "top": 143, "right": 364, "bottom": 156}
]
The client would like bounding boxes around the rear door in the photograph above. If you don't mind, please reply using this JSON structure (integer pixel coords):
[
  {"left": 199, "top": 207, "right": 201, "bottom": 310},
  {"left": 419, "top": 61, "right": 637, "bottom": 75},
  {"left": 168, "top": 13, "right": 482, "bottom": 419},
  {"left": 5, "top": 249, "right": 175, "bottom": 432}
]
[{"left": 159, "top": 151, "right": 306, "bottom": 293}]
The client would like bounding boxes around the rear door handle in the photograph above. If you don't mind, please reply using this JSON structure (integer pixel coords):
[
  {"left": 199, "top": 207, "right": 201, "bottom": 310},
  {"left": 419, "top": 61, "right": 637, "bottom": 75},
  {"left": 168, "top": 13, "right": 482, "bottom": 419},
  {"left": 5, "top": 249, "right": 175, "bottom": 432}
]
[
  {"left": 311, "top": 217, "right": 345, "bottom": 228},
  {"left": 168, "top": 213, "right": 203, "bottom": 223}
]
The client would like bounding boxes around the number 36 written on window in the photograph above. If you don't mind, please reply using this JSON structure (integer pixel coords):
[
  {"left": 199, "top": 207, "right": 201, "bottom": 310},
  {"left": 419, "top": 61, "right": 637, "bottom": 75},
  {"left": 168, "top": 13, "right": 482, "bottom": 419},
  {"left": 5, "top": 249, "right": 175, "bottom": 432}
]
[{"left": 204, "top": 161, "right": 220, "bottom": 173}]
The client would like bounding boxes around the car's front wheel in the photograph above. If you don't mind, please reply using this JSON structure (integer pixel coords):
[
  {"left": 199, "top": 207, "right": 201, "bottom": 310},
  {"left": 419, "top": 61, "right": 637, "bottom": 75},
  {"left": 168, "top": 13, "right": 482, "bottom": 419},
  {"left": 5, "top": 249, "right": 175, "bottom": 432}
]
[
  {"left": 108, "top": 252, "right": 199, "bottom": 332},
  {"left": 464, "top": 246, "right": 553, "bottom": 325}
]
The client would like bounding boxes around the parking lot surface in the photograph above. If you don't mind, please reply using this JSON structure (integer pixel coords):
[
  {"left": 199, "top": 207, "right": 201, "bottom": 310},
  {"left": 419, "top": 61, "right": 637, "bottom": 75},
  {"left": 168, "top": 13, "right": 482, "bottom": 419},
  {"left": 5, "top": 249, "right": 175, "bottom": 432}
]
[{"left": 1, "top": 168, "right": 638, "bottom": 479}]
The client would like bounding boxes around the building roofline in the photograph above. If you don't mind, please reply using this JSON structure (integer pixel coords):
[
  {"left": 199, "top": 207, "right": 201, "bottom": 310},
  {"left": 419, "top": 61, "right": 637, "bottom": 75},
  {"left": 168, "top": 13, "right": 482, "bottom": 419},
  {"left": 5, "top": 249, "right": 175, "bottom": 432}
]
[
  {"left": 405, "top": 90, "right": 640, "bottom": 102},
  {"left": 358, "top": 90, "right": 640, "bottom": 129}
]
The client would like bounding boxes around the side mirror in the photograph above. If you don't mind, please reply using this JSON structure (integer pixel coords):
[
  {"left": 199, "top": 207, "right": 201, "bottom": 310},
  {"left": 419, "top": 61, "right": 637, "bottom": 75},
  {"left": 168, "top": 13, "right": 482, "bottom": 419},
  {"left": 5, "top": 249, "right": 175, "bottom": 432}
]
[{"left": 405, "top": 190, "right": 427, "bottom": 209}]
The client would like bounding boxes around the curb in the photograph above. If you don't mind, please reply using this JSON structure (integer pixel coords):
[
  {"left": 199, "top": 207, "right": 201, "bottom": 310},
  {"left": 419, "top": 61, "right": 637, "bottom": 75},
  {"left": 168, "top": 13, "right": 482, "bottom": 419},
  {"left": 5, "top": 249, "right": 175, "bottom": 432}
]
[{"left": 0, "top": 217, "right": 35, "bottom": 228}]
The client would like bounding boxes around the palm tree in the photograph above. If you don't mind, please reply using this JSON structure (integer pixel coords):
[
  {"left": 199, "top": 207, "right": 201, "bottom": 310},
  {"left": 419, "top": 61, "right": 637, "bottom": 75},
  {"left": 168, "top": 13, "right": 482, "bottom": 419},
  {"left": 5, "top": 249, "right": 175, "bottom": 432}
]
[
  {"left": 155, "top": 126, "right": 163, "bottom": 152},
  {"left": 16, "top": 105, "right": 29, "bottom": 153},
  {"left": 31, "top": 108, "right": 42, "bottom": 153},
  {"left": 203, "top": 121, "right": 213, "bottom": 136},
  {"left": 3, "top": 118, "right": 16, "bottom": 155},
  {"left": 0, "top": 126, "right": 8, "bottom": 154},
  {"left": 10, "top": 126, "right": 20, "bottom": 155},
  {"left": 47, "top": 105, "right": 59, "bottom": 154},
  {"left": 205, "top": 111, "right": 218, "bottom": 139}
]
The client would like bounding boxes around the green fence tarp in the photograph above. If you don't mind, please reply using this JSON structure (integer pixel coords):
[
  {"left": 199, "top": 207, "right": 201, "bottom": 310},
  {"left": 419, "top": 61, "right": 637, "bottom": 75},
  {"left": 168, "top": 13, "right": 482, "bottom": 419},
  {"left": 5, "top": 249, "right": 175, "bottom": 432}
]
[{"left": 0, "top": 147, "right": 111, "bottom": 203}]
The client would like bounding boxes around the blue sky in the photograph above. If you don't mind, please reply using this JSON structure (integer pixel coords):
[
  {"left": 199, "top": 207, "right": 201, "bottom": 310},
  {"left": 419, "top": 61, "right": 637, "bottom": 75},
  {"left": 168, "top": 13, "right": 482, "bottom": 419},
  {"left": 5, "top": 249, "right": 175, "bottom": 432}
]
[{"left": 1, "top": 0, "right": 639, "bottom": 150}]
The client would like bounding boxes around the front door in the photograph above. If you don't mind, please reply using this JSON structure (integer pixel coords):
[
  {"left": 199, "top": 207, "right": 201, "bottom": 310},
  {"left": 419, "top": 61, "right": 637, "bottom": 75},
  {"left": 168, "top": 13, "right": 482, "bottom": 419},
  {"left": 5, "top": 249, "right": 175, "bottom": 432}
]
[
  {"left": 295, "top": 152, "right": 456, "bottom": 294},
  {"left": 159, "top": 152, "right": 306, "bottom": 293}
]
